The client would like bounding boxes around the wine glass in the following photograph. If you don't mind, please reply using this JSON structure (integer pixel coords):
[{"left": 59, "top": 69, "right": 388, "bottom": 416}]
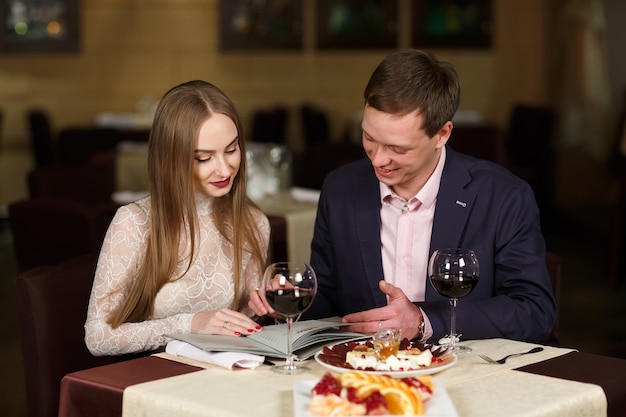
[
  {"left": 428, "top": 248, "right": 479, "bottom": 353},
  {"left": 262, "top": 262, "right": 317, "bottom": 374}
]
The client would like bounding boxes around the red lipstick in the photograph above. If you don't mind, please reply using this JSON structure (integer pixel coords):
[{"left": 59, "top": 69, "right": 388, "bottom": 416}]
[{"left": 211, "top": 178, "right": 231, "bottom": 188}]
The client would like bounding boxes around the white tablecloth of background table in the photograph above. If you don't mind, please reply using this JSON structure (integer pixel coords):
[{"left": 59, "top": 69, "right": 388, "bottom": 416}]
[
  {"left": 122, "top": 338, "right": 606, "bottom": 417},
  {"left": 253, "top": 191, "right": 317, "bottom": 264}
]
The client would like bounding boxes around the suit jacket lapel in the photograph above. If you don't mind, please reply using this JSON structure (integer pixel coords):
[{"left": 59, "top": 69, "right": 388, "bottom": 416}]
[
  {"left": 430, "top": 148, "right": 476, "bottom": 254},
  {"left": 354, "top": 167, "right": 387, "bottom": 307}
]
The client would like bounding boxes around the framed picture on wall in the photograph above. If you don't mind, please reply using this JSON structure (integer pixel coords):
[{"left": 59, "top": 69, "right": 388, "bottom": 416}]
[
  {"left": 412, "top": 0, "right": 492, "bottom": 48},
  {"left": 219, "top": 0, "right": 303, "bottom": 51},
  {"left": 0, "top": 0, "right": 79, "bottom": 53},
  {"left": 316, "top": 0, "right": 398, "bottom": 49}
]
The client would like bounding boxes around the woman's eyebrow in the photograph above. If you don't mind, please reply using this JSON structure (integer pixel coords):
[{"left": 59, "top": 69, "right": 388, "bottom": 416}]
[{"left": 195, "top": 136, "right": 239, "bottom": 153}]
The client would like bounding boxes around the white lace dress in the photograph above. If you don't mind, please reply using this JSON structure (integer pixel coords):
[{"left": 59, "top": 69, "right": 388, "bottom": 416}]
[{"left": 84, "top": 195, "right": 270, "bottom": 355}]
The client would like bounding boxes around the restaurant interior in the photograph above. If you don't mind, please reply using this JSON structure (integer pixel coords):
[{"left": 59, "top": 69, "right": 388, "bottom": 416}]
[{"left": 1, "top": 0, "right": 626, "bottom": 416}]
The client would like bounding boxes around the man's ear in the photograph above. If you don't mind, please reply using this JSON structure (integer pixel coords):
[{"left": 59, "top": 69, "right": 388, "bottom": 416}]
[{"left": 435, "top": 121, "right": 453, "bottom": 148}]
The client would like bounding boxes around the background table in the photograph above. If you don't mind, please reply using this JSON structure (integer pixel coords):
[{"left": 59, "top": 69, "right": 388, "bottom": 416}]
[{"left": 253, "top": 191, "right": 317, "bottom": 264}]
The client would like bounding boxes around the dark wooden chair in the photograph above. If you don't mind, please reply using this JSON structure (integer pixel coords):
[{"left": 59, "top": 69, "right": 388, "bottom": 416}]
[
  {"left": 505, "top": 105, "right": 557, "bottom": 229},
  {"left": 8, "top": 197, "right": 116, "bottom": 272},
  {"left": 15, "top": 254, "right": 149, "bottom": 417},
  {"left": 27, "top": 108, "right": 55, "bottom": 166},
  {"left": 8, "top": 164, "right": 119, "bottom": 272},
  {"left": 251, "top": 105, "right": 288, "bottom": 145}
]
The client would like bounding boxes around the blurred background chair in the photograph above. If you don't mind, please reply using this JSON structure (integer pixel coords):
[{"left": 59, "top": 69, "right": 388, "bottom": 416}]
[
  {"left": 8, "top": 197, "right": 116, "bottom": 272},
  {"left": 27, "top": 164, "right": 115, "bottom": 203},
  {"left": 26, "top": 108, "right": 56, "bottom": 167},
  {"left": 8, "top": 164, "right": 118, "bottom": 272},
  {"left": 56, "top": 127, "right": 121, "bottom": 165},
  {"left": 250, "top": 105, "right": 288, "bottom": 145},
  {"left": 448, "top": 124, "right": 509, "bottom": 167},
  {"left": 505, "top": 104, "right": 557, "bottom": 230},
  {"left": 294, "top": 103, "right": 364, "bottom": 189},
  {"left": 14, "top": 253, "right": 149, "bottom": 417}
]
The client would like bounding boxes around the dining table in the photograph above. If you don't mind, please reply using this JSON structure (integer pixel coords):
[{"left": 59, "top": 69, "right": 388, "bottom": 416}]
[{"left": 58, "top": 338, "right": 626, "bottom": 417}]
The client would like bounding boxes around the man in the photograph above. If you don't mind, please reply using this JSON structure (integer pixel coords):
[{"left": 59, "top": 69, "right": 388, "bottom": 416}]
[{"left": 300, "top": 49, "right": 555, "bottom": 344}]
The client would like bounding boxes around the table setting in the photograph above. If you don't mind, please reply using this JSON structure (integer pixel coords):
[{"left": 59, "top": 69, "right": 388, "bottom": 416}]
[{"left": 59, "top": 258, "right": 625, "bottom": 417}]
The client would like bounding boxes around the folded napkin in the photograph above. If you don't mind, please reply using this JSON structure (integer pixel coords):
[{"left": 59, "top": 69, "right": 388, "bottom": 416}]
[
  {"left": 290, "top": 187, "right": 320, "bottom": 203},
  {"left": 165, "top": 340, "right": 265, "bottom": 370}
]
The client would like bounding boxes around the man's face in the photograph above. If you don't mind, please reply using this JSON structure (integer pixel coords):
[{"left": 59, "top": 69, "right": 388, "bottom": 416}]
[{"left": 361, "top": 105, "right": 450, "bottom": 200}]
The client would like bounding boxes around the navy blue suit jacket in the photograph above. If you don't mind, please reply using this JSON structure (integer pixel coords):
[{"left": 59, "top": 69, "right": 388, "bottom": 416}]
[{"left": 303, "top": 146, "right": 556, "bottom": 343}]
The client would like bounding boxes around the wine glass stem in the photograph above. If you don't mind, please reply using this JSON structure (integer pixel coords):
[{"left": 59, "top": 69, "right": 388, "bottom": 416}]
[
  {"left": 449, "top": 298, "right": 458, "bottom": 348},
  {"left": 285, "top": 316, "right": 295, "bottom": 369}
]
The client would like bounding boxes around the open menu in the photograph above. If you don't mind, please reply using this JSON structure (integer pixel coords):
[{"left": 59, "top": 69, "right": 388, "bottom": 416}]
[{"left": 166, "top": 318, "right": 367, "bottom": 360}]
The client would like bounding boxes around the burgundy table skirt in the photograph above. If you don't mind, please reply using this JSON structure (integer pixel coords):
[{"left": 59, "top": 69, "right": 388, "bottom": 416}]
[
  {"left": 58, "top": 356, "right": 202, "bottom": 417},
  {"left": 517, "top": 351, "right": 626, "bottom": 417},
  {"left": 59, "top": 351, "right": 626, "bottom": 417}
]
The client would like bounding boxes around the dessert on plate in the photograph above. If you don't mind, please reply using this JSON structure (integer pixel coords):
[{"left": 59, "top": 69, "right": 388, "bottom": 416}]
[
  {"left": 317, "top": 338, "right": 451, "bottom": 372},
  {"left": 308, "top": 371, "right": 434, "bottom": 416}
]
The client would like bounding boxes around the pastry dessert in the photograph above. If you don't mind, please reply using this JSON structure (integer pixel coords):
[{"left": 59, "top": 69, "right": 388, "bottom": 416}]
[
  {"left": 318, "top": 338, "right": 448, "bottom": 372},
  {"left": 308, "top": 371, "right": 434, "bottom": 416}
]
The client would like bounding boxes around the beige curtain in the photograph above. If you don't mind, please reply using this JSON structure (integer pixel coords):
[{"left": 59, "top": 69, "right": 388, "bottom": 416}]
[{"left": 555, "top": 0, "right": 612, "bottom": 159}]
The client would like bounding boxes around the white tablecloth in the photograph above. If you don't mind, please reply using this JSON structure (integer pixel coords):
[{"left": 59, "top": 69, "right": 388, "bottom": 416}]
[
  {"left": 115, "top": 142, "right": 148, "bottom": 192},
  {"left": 122, "top": 339, "right": 607, "bottom": 417},
  {"left": 253, "top": 191, "right": 318, "bottom": 264}
]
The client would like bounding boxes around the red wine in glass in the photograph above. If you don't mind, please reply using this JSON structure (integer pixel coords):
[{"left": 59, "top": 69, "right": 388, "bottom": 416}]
[
  {"left": 430, "top": 272, "right": 479, "bottom": 299},
  {"left": 428, "top": 248, "right": 479, "bottom": 353},
  {"left": 262, "top": 262, "right": 317, "bottom": 374},
  {"left": 265, "top": 288, "right": 315, "bottom": 317}
]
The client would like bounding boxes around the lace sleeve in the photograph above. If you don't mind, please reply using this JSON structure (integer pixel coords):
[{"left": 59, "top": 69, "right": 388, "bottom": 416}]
[{"left": 84, "top": 202, "right": 194, "bottom": 356}]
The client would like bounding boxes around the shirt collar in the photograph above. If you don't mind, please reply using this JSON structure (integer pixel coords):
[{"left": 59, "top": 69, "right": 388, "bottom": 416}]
[{"left": 379, "top": 146, "right": 447, "bottom": 209}]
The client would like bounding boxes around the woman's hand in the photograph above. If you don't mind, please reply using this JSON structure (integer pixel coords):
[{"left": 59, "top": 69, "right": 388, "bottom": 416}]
[
  {"left": 191, "top": 308, "right": 262, "bottom": 336},
  {"left": 247, "top": 286, "right": 283, "bottom": 319}
]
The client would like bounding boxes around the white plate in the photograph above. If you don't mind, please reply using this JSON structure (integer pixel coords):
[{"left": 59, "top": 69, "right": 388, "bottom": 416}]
[
  {"left": 314, "top": 342, "right": 458, "bottom": 378},
  {"left": 293, "top": 379, "right": 459, "bottom": 417}
]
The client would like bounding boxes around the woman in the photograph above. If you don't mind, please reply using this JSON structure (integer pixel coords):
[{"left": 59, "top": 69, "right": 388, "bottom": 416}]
[{"left": 85, "top": 80, "right": 270, "bottom": 355}]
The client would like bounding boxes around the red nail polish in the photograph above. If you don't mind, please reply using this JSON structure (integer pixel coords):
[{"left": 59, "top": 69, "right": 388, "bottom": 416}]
[
  {"left": 255, "top": 325, "right": 262, "bottom": 330},
  {"left": 247, "top": 328, "right": 254, "bottom": 333},
  {"left": 234, "top": 331, "right": 241, "bottom": 336}
]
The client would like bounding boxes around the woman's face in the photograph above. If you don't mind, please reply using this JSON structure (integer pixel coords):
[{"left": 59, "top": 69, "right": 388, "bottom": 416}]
[{"left": 193, "top": 113, "right": 241, "bottom": 197}]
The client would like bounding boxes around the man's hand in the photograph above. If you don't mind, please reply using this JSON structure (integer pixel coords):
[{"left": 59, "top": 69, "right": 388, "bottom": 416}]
[{"left": 341, "top": 280, "right": 424, "bottom": 339}]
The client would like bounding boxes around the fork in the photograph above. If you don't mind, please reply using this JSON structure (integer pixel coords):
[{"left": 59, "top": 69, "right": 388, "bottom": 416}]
[{"left": 478, "top": 346, "right": 544, "bottom": 364}]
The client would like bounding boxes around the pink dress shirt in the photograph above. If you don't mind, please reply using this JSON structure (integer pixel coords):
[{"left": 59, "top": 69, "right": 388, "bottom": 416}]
[{"left": 379, "top": 147, "right": 446, "bottom": 340}]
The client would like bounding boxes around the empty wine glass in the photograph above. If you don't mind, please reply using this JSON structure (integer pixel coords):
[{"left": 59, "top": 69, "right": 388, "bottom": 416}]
[
  {"left": 262, "top": 262, "right": 317, "bottom": 374},
  {"left": 428, "top": 248, "right": 479, "bottom": 353}
]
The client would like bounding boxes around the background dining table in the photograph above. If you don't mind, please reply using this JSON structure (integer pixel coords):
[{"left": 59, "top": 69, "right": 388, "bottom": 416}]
[{"left": 58, "top": 338, "right": 626, "bottom": 417}]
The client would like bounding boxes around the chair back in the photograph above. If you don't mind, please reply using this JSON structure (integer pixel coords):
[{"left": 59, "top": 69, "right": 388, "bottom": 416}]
[
  {"left": 8, "top": 198, "right": 116, "bottom": 272},
  {"left": 14, "top": 254, "right": 120, "bottom": 417},
  {"left": 544, "top": 251, "right": 562, "bottom": 346},
  {"left": 505, "top": 105, "right": 556, "bottom": 224},
  {"left": 27, "top": 109, "right": 55, "bottom": 166},
  {"left": 27, "top": 164, "right": 115, "bottom": 204}
]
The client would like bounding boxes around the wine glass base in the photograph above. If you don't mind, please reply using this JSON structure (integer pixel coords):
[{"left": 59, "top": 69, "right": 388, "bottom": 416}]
[
  {"left": 447, "top": 345, "right": 472, "bottom": 354},
  {"left": 439, "top": 335, "right": 471, "bottom": 354},
  {"left": 269, "top": 364, "right": 310, "bottom": 375}
]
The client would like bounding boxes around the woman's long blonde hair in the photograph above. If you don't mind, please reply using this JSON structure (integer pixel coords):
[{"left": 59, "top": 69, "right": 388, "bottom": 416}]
[{"left": 108, "top": 80, "right": 267, "bottom": 327}]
